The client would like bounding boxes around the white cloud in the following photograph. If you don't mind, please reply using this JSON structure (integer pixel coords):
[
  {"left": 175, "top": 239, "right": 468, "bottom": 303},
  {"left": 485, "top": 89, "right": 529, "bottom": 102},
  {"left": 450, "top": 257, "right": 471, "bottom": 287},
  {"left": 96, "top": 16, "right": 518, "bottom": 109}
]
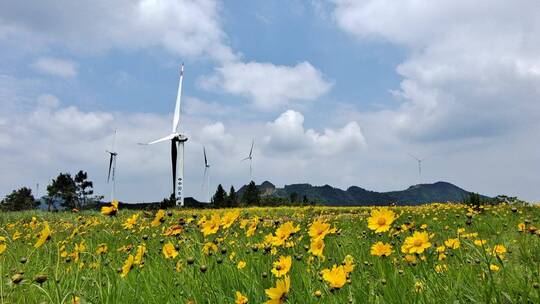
[
  {"left": 264, "top": 110, "right": 366, "bottom": 156},
  {"left": 201, "top": 61, "right": 333, "bottom": 109},
  {"left": 331, "top": 0, "right": 540, "bottom": 141},
  {"left": 32, "top": 57, "right": 78, "bottom": 78},
  {"left": 0, "top": 0, "right": 236, "bottom": 62}
]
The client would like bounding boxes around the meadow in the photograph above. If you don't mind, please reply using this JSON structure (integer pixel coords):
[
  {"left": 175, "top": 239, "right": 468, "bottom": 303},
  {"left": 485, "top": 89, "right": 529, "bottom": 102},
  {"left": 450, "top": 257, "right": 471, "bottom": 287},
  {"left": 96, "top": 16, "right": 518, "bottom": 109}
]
[{"left": 0, "top": 203, "right": 539, "bottom": 303}]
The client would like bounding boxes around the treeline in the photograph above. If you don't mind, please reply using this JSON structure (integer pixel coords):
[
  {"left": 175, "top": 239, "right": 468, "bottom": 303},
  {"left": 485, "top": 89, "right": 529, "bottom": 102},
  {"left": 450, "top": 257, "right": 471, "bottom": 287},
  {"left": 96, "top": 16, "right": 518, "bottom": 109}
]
[
  {"left": 209, "top": 181, "right": 315, "bottom": 208},
  {"left": 1, "top": 170, "right": 102, "bottom": 212}
]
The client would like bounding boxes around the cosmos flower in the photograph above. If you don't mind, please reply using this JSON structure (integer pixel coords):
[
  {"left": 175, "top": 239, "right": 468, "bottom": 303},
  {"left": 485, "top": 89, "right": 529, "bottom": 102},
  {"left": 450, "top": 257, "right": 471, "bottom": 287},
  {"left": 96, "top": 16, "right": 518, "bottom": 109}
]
[
  {"left": 271, "top": 256, "right": 292, "bottom": 277},
  {"left": 151, "top": 210, "right": 166, "bottom": 227},
  {"left": 134, "top": 244, "right": 146, "bottom": 266},
  {"left": 264, "top": 276, "right": 290, "bottom": 304},
  {"left": 308, "top": 238, "right": 325, "bottom": 259},
  {"left": 121, "top": 254, "right": 134, "bottom": 278},
  {"left": 308, "top": 219, "right": 336, "bottom": 241},
  {"left": 367, "top": 208, "right": 396, "bottom": 233},
  {"left": 221, "top": 210, "right": 240, "bottom": 229},
  {"left": 203, "top": 242, "right": 218, "bottom": 255},
  {"left": 492, "top": 244, "right": 507, "bottom": 258},
  {"left": 162, "top": 242, "right": 178, "bottom": 259},
  {"left": 342, "top": 255, "right": 355, "bottom": 275},
  {"left": 96, "top": 243, "right": 108, "bottom": 255},
  {"left": 101, "top": 200, "right": 119, "bottom": 216},
  {"left": 401, "top": 231, "right": 432, "bottom": 254},
  {"left": 370, "top": 241, "right": 392, "bottom": 257},
  {"left": 34, "top": 222, "right": 51, "bottom": 248},
  {"left": 237, "top": 261, "right": 246, "bottom": 269},
  {"left": 201, "top": 214, "right": 221, "bottom": 236},
  {"left": 321, "top": 265, "right": 347, "bottom": 289},
  {"left": 490, "top": 264, "right": 500, "bottom": 271},
  {"left": 122, "top": 213, "right": 140, "bottom": 230},
  {"left": 246, "top": 217, "right": 259, "bottom": 237},
  {"left": 444, "top": 238, "right": 460, "bottom": 249},
  {"left": 0, "top": 237, "right": 6, "bottom": 254},
  {"left": 235, "top": 291, "right": 248, "bottom": 304}
]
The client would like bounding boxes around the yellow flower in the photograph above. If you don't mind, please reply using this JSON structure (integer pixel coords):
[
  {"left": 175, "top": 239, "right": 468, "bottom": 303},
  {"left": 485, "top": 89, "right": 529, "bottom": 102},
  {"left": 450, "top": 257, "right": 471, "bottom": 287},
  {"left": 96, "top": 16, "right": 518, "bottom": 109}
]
[
  {"left": 162, "top": 242, "right": 178, "bottom": 259},
  {"left": 321, "top": 265, "right": 347, "bottom": 289},
  {"left": 0, "top": 243, "right": 6, "bottom": 254},
  {"left": 72, "top": 295, "right": 80, "bottom": 304},
  {"left": 122, "top": 213, "right": 139, "bottom": 230},
  {"left": 134, "top": 244, "right": 146, "bottom": 265},
  {"left": 474, "top": 239, "right": 487, "bottom": 246},
  {"left": 101, "top": 200, "right": 119, "bottom": 216},
  {"left": 308, "top": 219, "right": 336, "bottom": 241},
  {"left": 34, "top": 222, "right": 51, "bottom": 248},
  {"left": 492, "top": 244, "right": 506, "bottom": 258},
  {"left": 151, "top": 210, "right": 166, "bottom": 227},
  {"left": 308, "top": 238, "right": 325, "bottom": 258},
  {"left": 271, "top": 256, "right": 292, "bottom": 277},
  {"left": 272, "top": 222, "right": 300, "bottom": 247},
  {"left": 237, "top": 261, "right": 246, "bottom": 269},
  {"left": 342, "top": 255, "right": 355, "bottom": 275},
  {"left": 96, "top": 243, "right": 109, "bottom": 254},
  {"left": 246, "top": 217, "right": 258, "bottom": 237},
  {"left": 404, "top": 254, "right": 417, "bottom": 263},
  {"left": 489, "top": 264, "right": 500, "bottom": 271},
  {"left": 121, "top": 254, "right": 134, "bottom": 278},
  {"left": 12, "top": 231, "right": 21, "bottom": 240},
  {"left": 518, "top": 222, "right": 526, "bottom": 232},
  {"left": 264, "top": 276, "right": 290, "bottom": 304},
  {"left": 367, "top": 208, "right": 396, "bottom": 233},
  {"left": 201, "top": 214, "right": 221, "bottom": 236},
  {"left": 203, "top": 242, "right": 218, "bottom": 255},
  {"left": 444, "top": 238, "right": 460, "bottom": 249},
  {"left": 221, "top": 210, "right": 240, "bottom": 229},
  {"left": 370, "top": 241, "right": 392, "bottom": 257},
  {"left": 235, "top": 291, "right": 248, "bottom": 304},
  {"left": 434, "top": 264, "right": 448, "bottom": 273},
  {"left": 401, "top": 231, "right": 431, "bottom": 254}
]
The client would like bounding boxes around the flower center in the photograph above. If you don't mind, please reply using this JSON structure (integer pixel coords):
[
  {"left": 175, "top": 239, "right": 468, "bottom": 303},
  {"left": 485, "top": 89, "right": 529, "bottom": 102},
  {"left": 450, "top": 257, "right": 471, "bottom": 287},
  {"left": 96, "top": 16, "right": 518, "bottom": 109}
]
[
  {"left": 413, "top": 239, "right": 423, "bottom": 247},
  {"left": 377, "top": 217, "right": 386, "bottom": 225}
]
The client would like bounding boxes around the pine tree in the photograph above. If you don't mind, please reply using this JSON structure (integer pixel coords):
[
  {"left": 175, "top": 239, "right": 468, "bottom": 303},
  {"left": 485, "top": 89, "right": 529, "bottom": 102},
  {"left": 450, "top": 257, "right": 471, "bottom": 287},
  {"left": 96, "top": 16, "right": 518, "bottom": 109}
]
[
  {"left": 228, "top": 186, "right": 237, "bottom": 207},
  {"left": 74, "top": 170, "right": 94, "bottom": 209},
  {"left": 241, "top": 181, "right": 260, "bottom": 206},
  {"left": 212, "top": 184, "right": 228, "bottom": 208},
  {"left": 47, "top": 173, "right": 77, "bottom": 210},
  {"left": 0, "top": 187, "right": 37, "bottom": 211},
  {"left": 302, "top": 194, "right": 309, "bottom": 206}
]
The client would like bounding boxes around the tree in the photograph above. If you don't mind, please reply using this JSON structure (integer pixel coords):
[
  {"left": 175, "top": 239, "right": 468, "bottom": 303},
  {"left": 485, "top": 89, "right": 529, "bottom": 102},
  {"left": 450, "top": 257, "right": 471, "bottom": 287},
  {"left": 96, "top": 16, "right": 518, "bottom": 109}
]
[
  {"left": 212, "top": 184, "right": 228, "bottom": 208},
  {"left": 47, "top": 173, "right": 77, "bottom": 210},
  {"left": 160, "top": 194, "right": 175, "bottom": 209},
  {"left": 289, "top": 192, "right": 298, "bottom": 205},
  {"left": 0, "top": 187, "right": 37, "bottom": 211},
  {"left": 74, "top": 170, "right": 94, "bottom": 209},
  {"left": 228, "top": 186, "right": 238, "bottom": 208},
  {"left": 302, "top": 194, "right": 309, "bottom": 206},
  {"left": 241, "top": 181, "right": 260, "bottom": 206}
]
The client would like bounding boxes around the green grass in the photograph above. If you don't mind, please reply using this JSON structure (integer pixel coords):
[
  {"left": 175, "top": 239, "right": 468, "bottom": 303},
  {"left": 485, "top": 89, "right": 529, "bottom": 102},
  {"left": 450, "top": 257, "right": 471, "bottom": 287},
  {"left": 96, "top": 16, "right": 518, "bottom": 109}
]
[{"left": 0, "top": 204, "right": 539, "bottom": 303}]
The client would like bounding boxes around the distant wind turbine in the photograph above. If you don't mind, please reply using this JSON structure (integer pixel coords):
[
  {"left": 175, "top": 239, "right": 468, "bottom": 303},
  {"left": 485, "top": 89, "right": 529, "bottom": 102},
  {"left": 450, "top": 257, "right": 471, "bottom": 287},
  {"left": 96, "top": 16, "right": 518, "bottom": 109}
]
[
  {"left": 242, "top": 139, "right": 254, "bottom": 181},
  {"left": 106, "top": 129, "right": 118, "bottom": 202},
  {"left": 140, "top": 64, "right": 188, "bottom": 206},
  {"left": 201, "top": 146, "right": 211, "bottom": 203},
  {"left": 407, "top": 153, "right": 429, "bottom": 178}
]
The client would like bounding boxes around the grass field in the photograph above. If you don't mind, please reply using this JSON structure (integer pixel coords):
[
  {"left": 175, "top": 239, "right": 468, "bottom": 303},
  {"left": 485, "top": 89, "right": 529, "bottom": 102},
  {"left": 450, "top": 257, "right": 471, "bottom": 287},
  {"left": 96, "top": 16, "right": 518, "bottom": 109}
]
[{"left": 1, "top": 203, "right": 539, "bottom": 303}]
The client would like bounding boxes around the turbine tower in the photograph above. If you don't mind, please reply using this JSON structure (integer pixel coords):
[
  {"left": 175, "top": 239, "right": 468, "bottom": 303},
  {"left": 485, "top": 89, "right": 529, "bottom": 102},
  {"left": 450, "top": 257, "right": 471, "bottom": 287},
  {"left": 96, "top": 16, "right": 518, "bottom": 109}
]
[
  {"left": 242, "top": 139, "right": 254, "bottom": 181},
  {"left": 140, "top": 64, "right": 188, "bottom": 206},
  {"left": 106, "top": 129, "right": 118, "bottom": 202},
  {"left": 201, "top": 146, "right": 211, "bottom": 203}
]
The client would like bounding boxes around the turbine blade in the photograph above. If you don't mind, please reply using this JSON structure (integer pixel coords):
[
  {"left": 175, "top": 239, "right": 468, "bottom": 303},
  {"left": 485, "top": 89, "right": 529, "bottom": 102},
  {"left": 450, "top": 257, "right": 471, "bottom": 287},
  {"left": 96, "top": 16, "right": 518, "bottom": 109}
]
[
  {"left": 203, "top": 146, "right": 208, "bottom": 167},
  {"left": 141, "top": 134, "right": 175, "bottom": 145},
  {"left": 407, "top": 152, "right": 420, "bottom": 161},
  {"left": 107, "top": 153, "right": 113, "bottom": 183},
  {"left": 249, "top": 139, "right": 254, "bottom": 157},
  {"left": 172, "top": 64, "right": 184, "bottom": 133}
]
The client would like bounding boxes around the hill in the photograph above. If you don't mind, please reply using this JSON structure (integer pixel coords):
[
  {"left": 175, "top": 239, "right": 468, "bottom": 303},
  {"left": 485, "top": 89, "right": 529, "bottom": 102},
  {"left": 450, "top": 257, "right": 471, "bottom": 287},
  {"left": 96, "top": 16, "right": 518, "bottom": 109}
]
[{"left": 238, "top": 181, "right": 483, "bottom": 206}]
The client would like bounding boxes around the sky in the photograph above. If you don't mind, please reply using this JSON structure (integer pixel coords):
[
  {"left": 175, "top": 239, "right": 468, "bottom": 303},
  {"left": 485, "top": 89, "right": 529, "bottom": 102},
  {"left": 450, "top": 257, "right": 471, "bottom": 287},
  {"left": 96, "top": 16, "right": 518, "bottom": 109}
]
[{"left": 0, "top": 0, "right": 539, "bottom": 203}]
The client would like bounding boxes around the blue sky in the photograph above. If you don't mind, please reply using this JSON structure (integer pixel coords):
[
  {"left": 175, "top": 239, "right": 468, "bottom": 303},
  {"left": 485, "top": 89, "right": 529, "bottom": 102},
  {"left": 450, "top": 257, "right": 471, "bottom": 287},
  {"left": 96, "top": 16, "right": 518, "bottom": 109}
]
[{"left": 0, "top": 0, "right": 539, "bottom": 202}]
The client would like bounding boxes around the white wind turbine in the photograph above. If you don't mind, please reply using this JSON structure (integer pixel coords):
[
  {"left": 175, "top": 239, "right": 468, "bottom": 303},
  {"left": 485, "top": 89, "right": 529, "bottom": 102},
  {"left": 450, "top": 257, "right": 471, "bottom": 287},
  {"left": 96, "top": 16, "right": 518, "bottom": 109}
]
[
  {"left": 242, "top": 139, "right": 254, "bottom": 181},
  {"left": 407, "top": 153, "right": 429, "bottom": 182},
  {"left": 106, "top": 129, "right": 118, "bottom": 202},
  {"left": 140, "top": 64, "right": 188, "bottom": 206}
]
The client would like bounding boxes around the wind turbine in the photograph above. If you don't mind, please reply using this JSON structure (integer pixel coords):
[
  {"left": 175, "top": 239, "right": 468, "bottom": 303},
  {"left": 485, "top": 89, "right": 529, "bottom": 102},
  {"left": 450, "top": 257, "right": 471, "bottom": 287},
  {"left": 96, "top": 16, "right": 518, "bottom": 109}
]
[
  {"left": 140, "top": 64, "right": 188, "bottom": 207},
  {"left": 201, "top": 146, "right": 211, "bottom": 203},
  {"left": 242, "top": 139, "right": 254, "bottom": 181},
  {"left": 106, "top": 129, "right": 118, "bottom": 202},
  {"left": 407, "top": 153, "right": 429, "bottom": 180}
]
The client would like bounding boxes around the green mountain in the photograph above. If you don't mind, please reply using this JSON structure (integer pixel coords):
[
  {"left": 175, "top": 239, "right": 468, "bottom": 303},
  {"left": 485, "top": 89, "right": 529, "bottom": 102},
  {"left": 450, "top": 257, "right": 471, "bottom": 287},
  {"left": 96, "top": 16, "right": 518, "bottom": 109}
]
[{"left": 238, "top": 181, "right": 484, "bottom": 206}]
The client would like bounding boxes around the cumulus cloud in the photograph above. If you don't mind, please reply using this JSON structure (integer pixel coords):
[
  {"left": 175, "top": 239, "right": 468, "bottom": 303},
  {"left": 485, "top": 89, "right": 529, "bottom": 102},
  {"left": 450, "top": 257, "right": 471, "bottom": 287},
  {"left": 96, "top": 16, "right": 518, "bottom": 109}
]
[
  {"left": 264, "top": 110, "right": 365, "bottom": 156},
  {"left": 32, "top": 57, "right": 78, "bottom": 78},
  {"left": 0, "top": 0, "right": 236, "bottom": 62},
  {"left": 201, "top": 61, "right": 333, "bottom": 109},
  {"left": 331, "top": 0, "right": 540, "bottom": 141}
]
